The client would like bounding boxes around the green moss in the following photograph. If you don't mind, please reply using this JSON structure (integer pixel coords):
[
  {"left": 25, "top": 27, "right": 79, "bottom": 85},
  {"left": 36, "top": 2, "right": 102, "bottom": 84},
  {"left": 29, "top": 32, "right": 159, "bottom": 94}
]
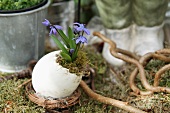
[
  {"left": 57, "top": 50, "right": 90, "bottom": 76},
  {"left": 0, "top": 0, "right": 44, "bottom": 11},
  {"left": 0, "top": 79, "right": 45, "bottom": 112},
  {"left": 84, "top": 47, "right": 107, "bottom": 75}
]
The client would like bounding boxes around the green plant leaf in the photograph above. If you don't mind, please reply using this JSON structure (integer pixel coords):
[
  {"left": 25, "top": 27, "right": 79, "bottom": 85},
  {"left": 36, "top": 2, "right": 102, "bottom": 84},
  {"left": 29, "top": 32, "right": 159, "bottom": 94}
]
[
  {"left": 60, "top": 51, "right": 72, "bottom": 62},
  {"left": 50, "top": 35, "right": 69, "bottom": 54},
  {"left": 68, "top": 27, "right": 76, "bottom": 49},
  {"left": 72, "top": 43, "right": 80, "bottom": 61},
  {"left": 57, "top": 29, "right": 70, "bottom": 48}
]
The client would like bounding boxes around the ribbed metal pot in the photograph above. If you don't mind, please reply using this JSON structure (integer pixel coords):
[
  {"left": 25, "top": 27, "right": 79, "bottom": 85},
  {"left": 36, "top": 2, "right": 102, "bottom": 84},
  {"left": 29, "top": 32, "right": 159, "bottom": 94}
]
[{"left": 0, "top": 0, "right": 51, "bottom": 73}]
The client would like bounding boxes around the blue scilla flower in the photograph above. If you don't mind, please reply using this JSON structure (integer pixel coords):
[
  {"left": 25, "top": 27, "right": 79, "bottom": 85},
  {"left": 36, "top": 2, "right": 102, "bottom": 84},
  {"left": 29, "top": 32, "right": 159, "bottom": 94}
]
[
  {"left": 42, "top": 19, "right": 62, "bottom": 35},
  {"left": 69, "top": 49, "right": 75, "bottom": 56},
  {"left": 76, "top": 35, "right": 87, "bottom": 44},
  {"left": 49, "top": 25, "right": 63, "bottom": 35},
  {"left": 42, "top": 19, "right": 50, "bottom": 26},
  {"left": 74, "top": 22, "right": 90, "bottom": 35},
  {"left": 49, "top": 26, "right": 57, "bottom": 35}
]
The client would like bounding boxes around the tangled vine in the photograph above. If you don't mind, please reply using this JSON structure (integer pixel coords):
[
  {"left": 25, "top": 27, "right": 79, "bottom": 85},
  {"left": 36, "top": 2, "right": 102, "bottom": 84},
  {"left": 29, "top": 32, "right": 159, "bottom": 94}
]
[
  {"left": 92, "top": 32, "right": 170, "bottom": 112},
  {"left": 93, "top": 32, "right": 170, "bottom": 95}
]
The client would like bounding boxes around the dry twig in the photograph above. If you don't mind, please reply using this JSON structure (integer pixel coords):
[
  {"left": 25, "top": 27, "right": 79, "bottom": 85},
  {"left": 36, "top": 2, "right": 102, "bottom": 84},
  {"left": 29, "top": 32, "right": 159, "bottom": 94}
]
[
  {"left": 93, "top": 32, "right": 170, "bottom": 95},
  {"left": 80, "top": 80, "right": 147, "bottom": 113}
]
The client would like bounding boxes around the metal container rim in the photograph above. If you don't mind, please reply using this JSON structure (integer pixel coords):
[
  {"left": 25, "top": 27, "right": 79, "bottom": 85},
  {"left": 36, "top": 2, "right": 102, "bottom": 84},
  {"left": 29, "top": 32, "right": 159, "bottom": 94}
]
[{"left": 0, "top": 0, "right": 51, "bottom": 16}]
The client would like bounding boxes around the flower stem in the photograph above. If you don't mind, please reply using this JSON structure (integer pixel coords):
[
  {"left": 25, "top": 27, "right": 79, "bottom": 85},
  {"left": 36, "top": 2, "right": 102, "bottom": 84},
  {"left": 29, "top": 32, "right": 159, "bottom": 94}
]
[{"left": 72, "top": 43, "right": 81, "bottom": 61}]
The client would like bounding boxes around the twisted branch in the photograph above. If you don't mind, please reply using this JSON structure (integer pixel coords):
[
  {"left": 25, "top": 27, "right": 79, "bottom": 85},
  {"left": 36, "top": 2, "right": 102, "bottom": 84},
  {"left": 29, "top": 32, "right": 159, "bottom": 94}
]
[
  {"left": 156, "top": 48, "right": 170, "bottom": 54},
  {"left": 93, "top": 32, "right": 149, "bottom": 94},
  {"left": 154, "top": 64, "right": 170, "bottom": 86},
  {"left": 93, "top": 32, "right": 170, "bottom": 95},
  {"left": 130, "top": 53, "right": 170, "bottom": 95},
  {"left": 80, "top": 80, "right": 147, "bottom": 113}
]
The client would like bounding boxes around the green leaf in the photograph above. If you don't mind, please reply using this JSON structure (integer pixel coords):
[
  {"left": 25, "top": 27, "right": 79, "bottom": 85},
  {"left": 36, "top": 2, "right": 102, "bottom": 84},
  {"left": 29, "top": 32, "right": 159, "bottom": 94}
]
[
  {"left": 72, "top": 43, "right": 80, "bottom": 61},
  {"left": 68, "top": 27, "right": 76, "bottom": 49},
  {"left": 60, "top": 51, "right": 72, "bottom": 62},
  {"left": 50, "top": 35, "right": 69, "bottom": 55},
  {"left": 57, "top": 29, "right": 70, "bottom": 48}
]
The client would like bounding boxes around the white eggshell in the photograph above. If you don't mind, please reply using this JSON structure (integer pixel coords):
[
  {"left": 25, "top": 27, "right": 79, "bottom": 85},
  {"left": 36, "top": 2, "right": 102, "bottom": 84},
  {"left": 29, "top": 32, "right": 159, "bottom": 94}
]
[{"left": 32, "top": 51, "right": 82, "bottom": 99}]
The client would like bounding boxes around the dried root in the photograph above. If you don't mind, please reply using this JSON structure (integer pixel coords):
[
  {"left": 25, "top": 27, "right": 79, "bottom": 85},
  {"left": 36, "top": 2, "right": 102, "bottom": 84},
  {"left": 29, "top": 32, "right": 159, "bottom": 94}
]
[
  {"left": 80, "top": 80, "right": 147, "bottom": 113},
  {"left": 93, "top": 31, "right": 170, "bottom": 95},
  {"left": 93, "top": 31, "right": 170, "bottom": 112}
]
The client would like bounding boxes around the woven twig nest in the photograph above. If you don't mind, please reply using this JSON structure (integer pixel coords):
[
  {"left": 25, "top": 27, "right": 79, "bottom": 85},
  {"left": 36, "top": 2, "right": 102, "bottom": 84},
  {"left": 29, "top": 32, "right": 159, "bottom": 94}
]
[{"left": 25, "top": 81, "right": 81, "bottom": 109}]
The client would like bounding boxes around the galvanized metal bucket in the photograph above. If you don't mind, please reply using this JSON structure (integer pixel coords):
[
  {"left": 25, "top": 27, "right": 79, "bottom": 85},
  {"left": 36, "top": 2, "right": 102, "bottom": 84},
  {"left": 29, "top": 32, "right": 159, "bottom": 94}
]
[{"left": 0, "top": 0, "right": 51, "bottom": 73}]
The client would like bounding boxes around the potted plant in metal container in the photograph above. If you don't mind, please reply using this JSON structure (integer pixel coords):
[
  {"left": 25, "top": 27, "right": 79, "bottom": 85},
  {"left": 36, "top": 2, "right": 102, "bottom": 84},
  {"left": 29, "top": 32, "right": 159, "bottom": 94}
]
[
  {"left": 0, "top": 0, "right": 51, "bottom": 73},
  {"left": 32, "top": 19, "right": 90, "bottom": 99}
]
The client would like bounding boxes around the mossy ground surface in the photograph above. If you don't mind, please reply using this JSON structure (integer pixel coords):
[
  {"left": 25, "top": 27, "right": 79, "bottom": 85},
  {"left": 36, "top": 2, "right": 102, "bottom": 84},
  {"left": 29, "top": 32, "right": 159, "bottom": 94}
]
[{"left": 1, "top": 45, "right": 170, "bottom": 113}]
